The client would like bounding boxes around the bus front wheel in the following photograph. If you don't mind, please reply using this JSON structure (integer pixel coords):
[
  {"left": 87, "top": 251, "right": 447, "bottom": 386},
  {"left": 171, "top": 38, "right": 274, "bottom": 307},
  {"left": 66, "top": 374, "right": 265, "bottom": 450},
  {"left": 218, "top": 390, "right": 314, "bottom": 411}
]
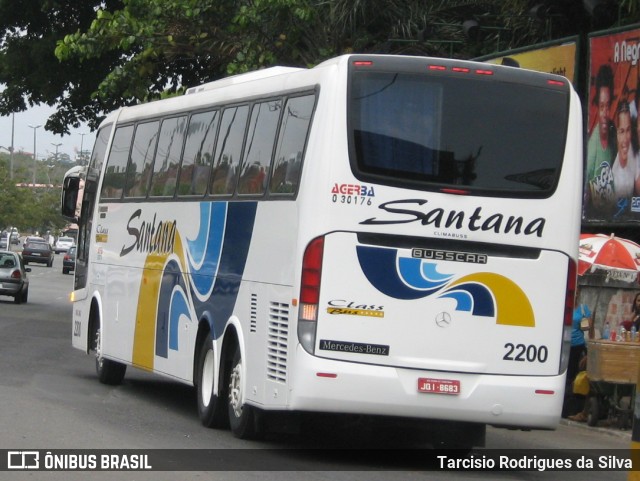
[
  {"left": 228, "top": 345, "right": 263, "bottom": 439},
  {"left": 197, "top": 336, "right": 228, "bottom": 428}
]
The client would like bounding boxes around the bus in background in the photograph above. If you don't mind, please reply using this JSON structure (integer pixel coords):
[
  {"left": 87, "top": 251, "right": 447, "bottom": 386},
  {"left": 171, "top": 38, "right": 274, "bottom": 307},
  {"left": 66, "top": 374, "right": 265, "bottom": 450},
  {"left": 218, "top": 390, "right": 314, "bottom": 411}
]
[{"left": 61, "top": 54, "right": 582, "bottom": 449}]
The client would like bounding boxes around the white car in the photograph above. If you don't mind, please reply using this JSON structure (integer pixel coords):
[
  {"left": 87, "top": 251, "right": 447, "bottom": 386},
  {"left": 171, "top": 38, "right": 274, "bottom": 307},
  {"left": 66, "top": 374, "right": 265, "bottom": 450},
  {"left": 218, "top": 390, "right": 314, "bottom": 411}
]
[{"left": 54, "top": 236, "right": 75, "bottom": 253}]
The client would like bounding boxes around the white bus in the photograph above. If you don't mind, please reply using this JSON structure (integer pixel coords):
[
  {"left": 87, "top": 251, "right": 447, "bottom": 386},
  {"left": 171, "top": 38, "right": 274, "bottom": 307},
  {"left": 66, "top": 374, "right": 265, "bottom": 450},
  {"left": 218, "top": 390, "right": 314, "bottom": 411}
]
[{"left": 61, "top": 54, "right": 582, "bottom": 448}]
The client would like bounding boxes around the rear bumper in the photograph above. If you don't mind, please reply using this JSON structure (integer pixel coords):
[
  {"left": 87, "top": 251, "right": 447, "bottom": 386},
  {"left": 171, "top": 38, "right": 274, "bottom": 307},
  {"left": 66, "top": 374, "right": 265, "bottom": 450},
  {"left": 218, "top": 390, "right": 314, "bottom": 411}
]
[
  {"left": 287, "top": 345, "right": 564, "bottom": 430},
  {"left": 0, "top": 281, "right": 24, "bottom": 296},
  {"left": 23, "top": 255, "right": 51, "bottom": 264}
]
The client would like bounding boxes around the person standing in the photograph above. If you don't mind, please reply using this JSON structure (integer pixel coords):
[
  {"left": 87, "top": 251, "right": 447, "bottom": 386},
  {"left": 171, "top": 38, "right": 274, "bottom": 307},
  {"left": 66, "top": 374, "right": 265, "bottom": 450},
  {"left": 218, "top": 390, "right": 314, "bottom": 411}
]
[{"left": 563, "top": 294, "right": 591, "bottom": 417}]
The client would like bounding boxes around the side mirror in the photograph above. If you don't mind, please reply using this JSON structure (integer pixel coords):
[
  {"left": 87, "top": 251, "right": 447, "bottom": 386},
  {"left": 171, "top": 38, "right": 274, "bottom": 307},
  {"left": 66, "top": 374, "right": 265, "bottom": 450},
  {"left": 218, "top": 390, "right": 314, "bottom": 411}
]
[{"left": 60, "top": 168, "right": 83, "bottom": 223}]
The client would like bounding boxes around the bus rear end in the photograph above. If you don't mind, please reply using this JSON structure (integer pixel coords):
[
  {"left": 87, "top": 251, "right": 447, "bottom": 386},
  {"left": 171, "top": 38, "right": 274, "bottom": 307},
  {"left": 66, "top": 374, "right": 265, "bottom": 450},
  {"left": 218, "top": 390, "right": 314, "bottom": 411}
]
[{"left": 292, "top": 55, "right": 581, "bottom": 440}]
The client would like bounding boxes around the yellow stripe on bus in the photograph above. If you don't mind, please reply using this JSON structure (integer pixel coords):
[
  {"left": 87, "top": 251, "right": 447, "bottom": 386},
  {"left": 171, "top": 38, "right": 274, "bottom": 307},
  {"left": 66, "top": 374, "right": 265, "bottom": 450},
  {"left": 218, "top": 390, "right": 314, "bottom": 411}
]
[{"left": 132, "top": 235, "right": 185, "bottom": 370}]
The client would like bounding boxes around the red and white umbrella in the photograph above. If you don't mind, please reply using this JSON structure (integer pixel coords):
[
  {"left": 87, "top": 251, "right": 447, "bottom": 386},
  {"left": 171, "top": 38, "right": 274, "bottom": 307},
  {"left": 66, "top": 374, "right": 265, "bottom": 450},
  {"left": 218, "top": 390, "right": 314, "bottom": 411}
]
[{"left": 578, "top": 233, "right": 640, "bottom": 279}]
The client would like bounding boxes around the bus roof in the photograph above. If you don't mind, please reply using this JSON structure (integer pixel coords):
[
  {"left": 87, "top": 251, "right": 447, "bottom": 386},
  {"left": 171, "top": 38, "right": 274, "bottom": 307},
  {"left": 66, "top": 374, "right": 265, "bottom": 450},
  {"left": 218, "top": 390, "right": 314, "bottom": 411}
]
[{"left": 184, "top": 66, "right": 304, "bottom": 95}]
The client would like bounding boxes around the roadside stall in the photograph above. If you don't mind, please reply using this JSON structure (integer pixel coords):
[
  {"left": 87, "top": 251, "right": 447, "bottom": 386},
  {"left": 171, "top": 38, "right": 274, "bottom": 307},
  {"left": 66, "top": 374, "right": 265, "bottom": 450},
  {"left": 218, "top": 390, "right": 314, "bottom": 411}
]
[{"left": 577, "top": 233, "right": 640, "bottom": 428}]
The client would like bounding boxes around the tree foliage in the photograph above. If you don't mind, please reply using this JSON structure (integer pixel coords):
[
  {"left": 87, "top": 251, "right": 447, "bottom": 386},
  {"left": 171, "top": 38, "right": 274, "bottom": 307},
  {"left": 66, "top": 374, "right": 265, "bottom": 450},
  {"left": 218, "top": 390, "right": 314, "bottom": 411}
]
[{"left": 0, "top": 0, "right": 638, "bottom": 137}]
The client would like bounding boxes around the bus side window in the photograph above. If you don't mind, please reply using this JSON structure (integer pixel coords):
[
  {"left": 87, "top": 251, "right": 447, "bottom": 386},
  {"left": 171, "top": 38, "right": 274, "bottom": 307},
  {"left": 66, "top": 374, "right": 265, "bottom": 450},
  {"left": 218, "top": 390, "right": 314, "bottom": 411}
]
[
  {"left": 210, "top": 105, "right": 249, "bottom": 196},
  {"left": 149, "top": 116, "right": 187, "bottom": 198},
  {"left": 237, "top": 99, "right": 282, "bottom": 195},
  {"left": 101, "top": 125, "right": 134, "bottom": 200},
  {"left": 178, "top": 110, "right": 219, "bottom": 196},
  {"left": 124, "top": 121, "right": 159, "bottom": 198},
  {"left": 269, "top": 94, "right": 315, "bottom": 195}
]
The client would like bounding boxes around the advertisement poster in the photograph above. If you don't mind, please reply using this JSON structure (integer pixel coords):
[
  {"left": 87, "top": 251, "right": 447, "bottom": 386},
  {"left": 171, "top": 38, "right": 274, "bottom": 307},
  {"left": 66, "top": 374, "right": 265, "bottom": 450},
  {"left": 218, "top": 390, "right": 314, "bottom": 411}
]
[
  {"left": 584, "top": 26, "right": 640, "bottom": 223},
  {"left": 480, "top": 38, "right": 578, "bottom": 86}
]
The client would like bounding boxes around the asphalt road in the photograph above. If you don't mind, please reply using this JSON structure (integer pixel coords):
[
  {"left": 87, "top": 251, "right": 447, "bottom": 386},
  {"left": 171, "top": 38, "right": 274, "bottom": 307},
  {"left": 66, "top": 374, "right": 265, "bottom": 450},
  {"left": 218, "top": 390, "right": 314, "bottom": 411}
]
[{"left": 0, "top": 253, "right": 634, "bottom": 480}]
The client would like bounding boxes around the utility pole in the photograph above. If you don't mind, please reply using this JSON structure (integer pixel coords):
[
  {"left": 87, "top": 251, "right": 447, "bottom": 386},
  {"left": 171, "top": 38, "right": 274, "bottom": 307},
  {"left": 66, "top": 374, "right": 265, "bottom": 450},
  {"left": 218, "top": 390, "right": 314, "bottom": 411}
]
[
  {"left": 29, "top": 124, "right": 41, "bottom": 186},
  {"left": 51, "top": 142, "right": 62, "bottom": 163}
]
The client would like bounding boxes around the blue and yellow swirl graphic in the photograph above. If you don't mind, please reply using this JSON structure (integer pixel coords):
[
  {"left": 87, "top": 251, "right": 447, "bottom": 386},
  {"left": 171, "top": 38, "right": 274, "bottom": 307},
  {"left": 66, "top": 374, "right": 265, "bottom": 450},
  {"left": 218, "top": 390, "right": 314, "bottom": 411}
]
[
  {"left": 356, "top": 245, "right": 534, "bottom": 327},
  {"left": 132, "top": 201, "right": 257, "bottom": 371}
]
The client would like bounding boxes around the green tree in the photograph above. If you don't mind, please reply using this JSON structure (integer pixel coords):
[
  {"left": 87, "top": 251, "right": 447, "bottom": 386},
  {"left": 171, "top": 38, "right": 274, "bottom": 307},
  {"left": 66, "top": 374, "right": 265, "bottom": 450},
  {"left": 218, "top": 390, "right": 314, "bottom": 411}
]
[
  {"left": 0, "top": 0, "right": 639, "bottom": 135},
  {"left": 0, "top": 0, "right": 124, "bottom": 134}
]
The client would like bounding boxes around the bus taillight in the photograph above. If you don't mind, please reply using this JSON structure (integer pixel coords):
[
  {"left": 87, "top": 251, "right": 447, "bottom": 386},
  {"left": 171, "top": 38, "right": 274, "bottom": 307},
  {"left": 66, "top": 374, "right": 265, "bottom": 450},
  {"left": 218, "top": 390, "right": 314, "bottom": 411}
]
[
  {"left": 565, "top": 258, "right": 577, "bottom": 327},
  {"left": 298, "top": 236, "right": 325, "bottom": 353}
]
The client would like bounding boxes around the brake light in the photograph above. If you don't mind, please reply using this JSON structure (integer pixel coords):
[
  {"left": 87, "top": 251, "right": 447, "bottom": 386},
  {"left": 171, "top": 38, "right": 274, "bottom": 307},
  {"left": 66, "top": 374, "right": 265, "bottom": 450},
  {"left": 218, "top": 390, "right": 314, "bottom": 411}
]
[
  {"left": 298, "top": 236, "right": 325, "bottom": 354},
  {"left": 300, "top": 237, "right": 324, "bottom": 308},
  {"left": 565, "top": 258, "right": 577, "bottom": 326},
  {"left": 11, "top": 270, "right": 21, "bottom": 280},
  {"left": 353, "top": 61, "right": 373, "bottom": 67}
]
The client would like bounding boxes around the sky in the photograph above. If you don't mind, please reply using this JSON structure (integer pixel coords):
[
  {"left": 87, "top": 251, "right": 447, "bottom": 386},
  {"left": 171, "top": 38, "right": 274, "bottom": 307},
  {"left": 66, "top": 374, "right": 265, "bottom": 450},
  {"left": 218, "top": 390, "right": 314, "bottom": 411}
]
[{"left": 0, "top": 104, "right": 96, "bottom": 162}]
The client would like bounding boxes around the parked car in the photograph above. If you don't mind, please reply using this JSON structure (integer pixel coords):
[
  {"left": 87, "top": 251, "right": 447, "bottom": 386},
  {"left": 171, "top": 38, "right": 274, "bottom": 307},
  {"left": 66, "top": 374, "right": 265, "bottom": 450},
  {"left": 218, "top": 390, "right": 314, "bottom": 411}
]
[
  {"left": 22, "top": 240, "right": 54, "bottom": 267},
  {"left": 54, "top": 236, "right": 75, "bottom": 254},
  {"left": 10, "top": 228, "right": 20, "bottom": 245},
  {"left": 62, "top": 245, "right": 76, "bottom": 275},
  {"left": 0, "top": 237, "right": 7, "bottom": 250},
  {"left": 0, "top": 250, "right": 30, "bottom": 303}
]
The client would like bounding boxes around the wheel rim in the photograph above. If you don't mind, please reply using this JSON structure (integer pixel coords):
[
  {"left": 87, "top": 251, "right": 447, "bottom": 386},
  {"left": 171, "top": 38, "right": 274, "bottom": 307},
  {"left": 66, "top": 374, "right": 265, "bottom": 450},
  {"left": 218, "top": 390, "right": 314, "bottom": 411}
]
[
  {"left": 201, "top": 348, "right": 214, "bottom": 408},
  {"left": 229, "top": 358, "right": 243, "bottom": 418},
  {"left": 95, "top": 328, "right": 103, "bottom": 370}
]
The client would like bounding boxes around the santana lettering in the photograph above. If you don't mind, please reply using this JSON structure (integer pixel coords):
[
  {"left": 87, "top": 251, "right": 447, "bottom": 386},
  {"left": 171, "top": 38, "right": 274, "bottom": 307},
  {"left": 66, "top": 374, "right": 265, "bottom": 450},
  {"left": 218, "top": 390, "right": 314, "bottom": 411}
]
[
  {"left": 360, "top": 199, "right": 545, "bottom": 237},
  {"left": 120, "top": 209, "right": 177, "bottom": 257}
]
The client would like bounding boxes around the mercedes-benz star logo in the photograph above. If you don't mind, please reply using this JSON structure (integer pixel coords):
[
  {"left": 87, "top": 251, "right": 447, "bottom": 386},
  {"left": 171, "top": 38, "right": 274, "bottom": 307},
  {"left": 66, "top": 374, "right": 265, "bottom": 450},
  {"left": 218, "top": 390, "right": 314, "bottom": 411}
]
[{"left": 435, "top": 312, "right": 451, "bottom": 328}]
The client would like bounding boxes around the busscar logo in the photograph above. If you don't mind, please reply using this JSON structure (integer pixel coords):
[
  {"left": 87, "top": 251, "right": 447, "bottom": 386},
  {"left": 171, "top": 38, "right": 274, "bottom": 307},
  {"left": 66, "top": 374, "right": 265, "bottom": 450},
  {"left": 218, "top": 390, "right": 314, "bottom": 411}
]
[
  {"left": 8, "top": 451, "right": 39, "bottom": 469},
  {"left": 412, "top": 248, "right": 487, "bottom": 264}
]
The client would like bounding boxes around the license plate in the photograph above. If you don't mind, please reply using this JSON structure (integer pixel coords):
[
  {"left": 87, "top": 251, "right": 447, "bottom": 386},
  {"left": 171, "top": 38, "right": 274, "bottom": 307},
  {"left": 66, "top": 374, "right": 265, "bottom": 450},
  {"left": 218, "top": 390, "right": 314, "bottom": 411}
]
[{"left": 418, "top": 377, "right": 460, "bottom": 395}]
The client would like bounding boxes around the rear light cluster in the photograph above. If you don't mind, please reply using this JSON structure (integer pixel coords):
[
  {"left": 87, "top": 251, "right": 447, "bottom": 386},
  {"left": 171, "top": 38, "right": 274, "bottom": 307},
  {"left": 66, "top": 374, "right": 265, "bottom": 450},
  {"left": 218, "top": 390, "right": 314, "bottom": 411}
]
[
  {"left": 559, "top": 258, "right": 578, "bottom": 375},
  {"left": 564, "top": 258, "right": 578, "bottom": 327},
  {"left": 10, "top": 270, "right": 21, "bottom": 280},
  {"left": 297, "top": 236, "right": 324, "bottom": 354}
]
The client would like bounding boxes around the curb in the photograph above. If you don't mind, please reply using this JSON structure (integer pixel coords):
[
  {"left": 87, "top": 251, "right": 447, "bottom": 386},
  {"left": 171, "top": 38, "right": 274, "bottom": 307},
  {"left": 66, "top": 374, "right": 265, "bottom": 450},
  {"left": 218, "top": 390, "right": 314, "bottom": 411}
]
[{"left": 560, "top": 418, "right": 632, "bottom": 440}]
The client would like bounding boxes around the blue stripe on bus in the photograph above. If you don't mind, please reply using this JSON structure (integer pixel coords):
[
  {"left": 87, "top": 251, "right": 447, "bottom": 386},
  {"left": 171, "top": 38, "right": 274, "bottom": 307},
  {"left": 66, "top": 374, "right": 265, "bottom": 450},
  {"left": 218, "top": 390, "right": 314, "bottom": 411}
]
[{"left": 198, "top": 201, "right": 258, "bottom": 340}]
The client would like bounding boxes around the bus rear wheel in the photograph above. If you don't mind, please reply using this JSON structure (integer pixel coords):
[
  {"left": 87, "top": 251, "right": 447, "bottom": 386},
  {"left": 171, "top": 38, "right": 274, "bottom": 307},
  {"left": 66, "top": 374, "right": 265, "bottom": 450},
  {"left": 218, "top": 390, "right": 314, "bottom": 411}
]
[
  {"left": 95, "top": 327, "right": 126, "bottom": 385},
  {"left": 228, "top": 345, "right": 263, "bottom": 439},
  {"left": 197, "top": 336, "right": 228, "bottom": 428}
]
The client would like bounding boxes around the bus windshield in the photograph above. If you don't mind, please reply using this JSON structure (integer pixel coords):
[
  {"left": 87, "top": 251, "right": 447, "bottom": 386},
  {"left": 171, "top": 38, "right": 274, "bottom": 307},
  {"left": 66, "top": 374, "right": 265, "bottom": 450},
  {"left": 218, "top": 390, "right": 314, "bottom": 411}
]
[{"left": 350, "top": 70, "right": 569, "bottom": 197}]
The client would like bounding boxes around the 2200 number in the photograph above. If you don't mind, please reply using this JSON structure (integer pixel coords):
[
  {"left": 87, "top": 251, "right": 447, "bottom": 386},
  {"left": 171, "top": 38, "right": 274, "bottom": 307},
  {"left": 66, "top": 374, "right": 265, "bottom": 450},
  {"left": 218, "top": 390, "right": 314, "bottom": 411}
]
[{"left": 503, "top": 343, "right": 548, "bottom": 363}]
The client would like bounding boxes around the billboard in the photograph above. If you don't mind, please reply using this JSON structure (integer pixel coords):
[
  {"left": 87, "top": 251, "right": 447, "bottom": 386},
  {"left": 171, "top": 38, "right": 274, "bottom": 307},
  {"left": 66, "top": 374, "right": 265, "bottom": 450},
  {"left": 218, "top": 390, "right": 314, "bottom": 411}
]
[
  {"left": 475, "top": 37, "right": 579, "bottom": 86},
  {"left": 584, "top": 26, "right": 640, "bottom": 224}
]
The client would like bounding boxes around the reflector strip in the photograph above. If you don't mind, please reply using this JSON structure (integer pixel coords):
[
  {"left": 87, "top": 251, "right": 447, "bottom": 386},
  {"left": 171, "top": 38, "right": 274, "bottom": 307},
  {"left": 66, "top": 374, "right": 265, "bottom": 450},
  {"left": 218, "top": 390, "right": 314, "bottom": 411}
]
[
  {"left": 316, "top": 373, "right": 338, "bottom": 378},
  {"left": 475, "top": 69, "right": 494, "bottom": 76},
  {"left": 429, "top": 65, "right": 447, "bottom": 71},
  {"left": 535, "top": 390, "right": 555, "bottom": 395}
]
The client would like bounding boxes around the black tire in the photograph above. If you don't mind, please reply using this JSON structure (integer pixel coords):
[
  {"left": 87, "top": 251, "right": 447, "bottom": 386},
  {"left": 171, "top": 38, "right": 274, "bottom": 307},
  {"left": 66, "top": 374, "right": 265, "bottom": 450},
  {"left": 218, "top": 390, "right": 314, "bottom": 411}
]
[
  {"left": 95, "top": 327, "right": 126, "bottom": 385},
  {"left": 20, "top": 287, "right": 28, "bottom": 304},
  {"left": 586, "top": 397, "right": 599, "bottom": 426},
  {"left": 228, "top": 345, "right": 263, "bottom": 439},
  {"left": 62, "top": 268, "right": 68, "bottom": 274},
  {"left": 13, "top": 292, "right": 22, "bottom": 304},
  {"left": 196, "top": 335, "right": 228, "bottom": 429}
]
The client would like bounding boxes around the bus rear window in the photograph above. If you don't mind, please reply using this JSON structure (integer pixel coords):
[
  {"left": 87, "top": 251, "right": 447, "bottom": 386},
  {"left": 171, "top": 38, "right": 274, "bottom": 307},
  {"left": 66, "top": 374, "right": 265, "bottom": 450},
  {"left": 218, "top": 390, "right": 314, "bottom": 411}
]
[{"left": 349, "top": 71, "right": 570, "bottom": 197}]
